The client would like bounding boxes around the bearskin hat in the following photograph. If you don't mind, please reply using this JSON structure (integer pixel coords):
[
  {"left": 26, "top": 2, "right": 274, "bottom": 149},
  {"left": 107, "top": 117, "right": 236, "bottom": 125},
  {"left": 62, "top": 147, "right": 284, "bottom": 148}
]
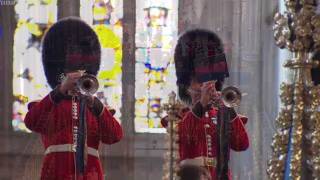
[
  {"left": 174, "top": 29, "right": 229, "bottom": 103},
  {"left": 42, "top": 17, "right": 101, "bottom": 89}
]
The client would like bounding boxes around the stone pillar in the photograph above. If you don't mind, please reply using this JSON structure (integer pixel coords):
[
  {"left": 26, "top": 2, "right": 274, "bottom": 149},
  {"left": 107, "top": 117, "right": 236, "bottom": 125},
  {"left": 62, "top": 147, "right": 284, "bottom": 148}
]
[
  {"left": 0, "top": 2, "right": 17, "bottom": 179},
  {"left": 0, "top": 1, "right": 15, "bottom": 133},
  {"left": 57, "top": 0, "right": 80, "bottom": 19},
  {"left": 107, "top": 0, "right": 136, "bottom": 179}
]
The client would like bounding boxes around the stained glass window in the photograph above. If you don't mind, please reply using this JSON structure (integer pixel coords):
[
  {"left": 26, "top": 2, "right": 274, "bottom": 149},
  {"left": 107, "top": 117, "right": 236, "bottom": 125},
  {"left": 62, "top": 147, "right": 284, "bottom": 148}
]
[
  {"left": 135, "top": 0, "right": 178, "bottom": 133},
  {"left": 12, "top": 0, "right": 57, "bottom": 132},
  {"left": 80, "top": 0, "right": 123, "bottom": 121}
]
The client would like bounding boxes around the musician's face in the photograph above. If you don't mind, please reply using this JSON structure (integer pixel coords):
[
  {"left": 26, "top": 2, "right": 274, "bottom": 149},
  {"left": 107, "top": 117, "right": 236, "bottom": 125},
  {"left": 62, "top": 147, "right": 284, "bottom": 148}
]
[{"left": 188, "top": 78, "right": 202, "bottom": 104}]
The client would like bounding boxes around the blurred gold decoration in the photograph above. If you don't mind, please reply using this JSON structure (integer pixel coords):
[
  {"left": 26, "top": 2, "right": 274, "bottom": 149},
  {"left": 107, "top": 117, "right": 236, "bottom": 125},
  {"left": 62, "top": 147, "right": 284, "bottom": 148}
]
[
  {"left": 268, "top": 1, "right": 320, "bottom": 179},
  {"left": 162, "top": 92, "right": 184, "bottom": 180},
  {"left": 14, "top": 94, "right": 29, "bottom": 105}
]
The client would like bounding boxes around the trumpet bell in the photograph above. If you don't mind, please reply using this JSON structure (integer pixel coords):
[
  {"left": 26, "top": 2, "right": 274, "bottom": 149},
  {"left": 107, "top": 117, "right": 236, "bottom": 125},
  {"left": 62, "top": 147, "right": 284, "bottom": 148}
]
[
  {"left": 77, "top": 74, "right": 99, "bottom": 95},
  {"left": 221, "top": 86, "right": 242, "bottom": 108}
]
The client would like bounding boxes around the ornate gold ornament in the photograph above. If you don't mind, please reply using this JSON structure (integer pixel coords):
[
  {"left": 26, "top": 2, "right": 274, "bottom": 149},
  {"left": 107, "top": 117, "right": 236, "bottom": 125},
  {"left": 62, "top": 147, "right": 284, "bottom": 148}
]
[
  {"left": 162, "top": 92, "right": 184, "bottom": 180},
  {"left": 268, "top": 1, "right": 320, "bottom": 179}
]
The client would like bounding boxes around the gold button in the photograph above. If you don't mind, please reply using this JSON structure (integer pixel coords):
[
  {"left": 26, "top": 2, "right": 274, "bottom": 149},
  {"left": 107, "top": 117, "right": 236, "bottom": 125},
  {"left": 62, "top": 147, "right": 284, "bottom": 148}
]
[{"left": 205, "top": 158, "right": 216, "bottom": 167}]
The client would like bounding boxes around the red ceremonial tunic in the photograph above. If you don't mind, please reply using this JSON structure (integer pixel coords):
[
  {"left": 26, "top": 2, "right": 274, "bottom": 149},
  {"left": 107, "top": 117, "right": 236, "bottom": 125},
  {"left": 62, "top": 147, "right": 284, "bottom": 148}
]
[
  {"left": 24, "top": 88, "right": 123, "bottom": 180},
  {"left": 178, "top": 107, "right": 249, "bottom": 180}
]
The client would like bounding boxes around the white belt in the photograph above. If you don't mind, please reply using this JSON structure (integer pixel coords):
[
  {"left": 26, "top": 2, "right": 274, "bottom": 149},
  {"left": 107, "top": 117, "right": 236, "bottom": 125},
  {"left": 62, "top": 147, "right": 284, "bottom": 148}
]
[
  {"left": 45, "top": 144, "right": 99, "bottom": 158},
  {"left": 180, "top": 156, "right": 216, "bottom": 167}
]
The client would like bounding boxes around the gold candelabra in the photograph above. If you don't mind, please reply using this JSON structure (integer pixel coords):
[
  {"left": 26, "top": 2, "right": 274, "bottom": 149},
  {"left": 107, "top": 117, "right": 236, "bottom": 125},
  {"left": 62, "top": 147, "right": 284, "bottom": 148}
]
[
  {"left": 162, "top": 92, "right": 184, "bottom": 180},
  {"left": 267, "top": 0, "right": 320, "bottom": 179}
]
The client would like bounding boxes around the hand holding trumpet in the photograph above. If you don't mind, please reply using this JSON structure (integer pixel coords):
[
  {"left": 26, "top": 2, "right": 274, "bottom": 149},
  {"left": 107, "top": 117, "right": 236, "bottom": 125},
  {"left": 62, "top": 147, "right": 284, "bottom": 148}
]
[
  {"left": 59, "top": 70, "right": 95, "bottom": 106},
  {"left": 58, "top": 71, "right": 116, "bottom": 115},
  {"left": 199, "top": 81, "right": 223, "bottom": 108},
  {"left": 189, "top": 80, "right": 241, "bottom": 109},
  {"left": 59, "top": 71, "right": 85, "bottom": 96}
]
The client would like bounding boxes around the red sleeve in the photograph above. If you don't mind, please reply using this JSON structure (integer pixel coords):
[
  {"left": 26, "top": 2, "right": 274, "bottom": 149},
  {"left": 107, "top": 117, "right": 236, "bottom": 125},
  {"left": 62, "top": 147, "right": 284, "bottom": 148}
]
[
  {"left": 229, "top": 116, "right": 249, "bottom": 151},
  {"left": 160, "top": 110, "right": 187, "bottom": 128},
  {"left": 24, "top": 95, "right": 55, "bottom": 134},
  {"left": 98, "top": 108, "right": 123, "bottom": 144}
]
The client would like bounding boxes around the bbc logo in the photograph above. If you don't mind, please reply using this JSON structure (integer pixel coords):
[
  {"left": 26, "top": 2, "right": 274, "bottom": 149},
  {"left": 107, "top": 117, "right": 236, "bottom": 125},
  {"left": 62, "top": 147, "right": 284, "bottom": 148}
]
[{"left": 0, "top": 0, "right": 17, "bottom": 6}]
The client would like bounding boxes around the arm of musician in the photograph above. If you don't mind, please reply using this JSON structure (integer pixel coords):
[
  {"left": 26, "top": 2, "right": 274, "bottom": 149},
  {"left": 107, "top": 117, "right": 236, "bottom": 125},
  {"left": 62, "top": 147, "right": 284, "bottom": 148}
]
[
  {"left": 24, "top": 86, "right": 63, "bottom": 134},
  {"left": 90, "top": 97, "right": 123, "bottom": 144},
  {"left": 161, "top": 107, "right": 189, "bottom": 128},
  {"left": 174, "top": 102, "right": 206, "bottom": 144},
  {"left": 229, "top": 115, "right": 249, "bottom": 151}
]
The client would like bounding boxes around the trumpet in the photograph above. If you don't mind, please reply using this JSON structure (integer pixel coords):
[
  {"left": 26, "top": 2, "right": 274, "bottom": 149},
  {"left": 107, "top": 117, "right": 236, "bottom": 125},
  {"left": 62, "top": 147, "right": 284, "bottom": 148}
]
[
  {"left": 77, "top": 74, "right": 99, "bottom": 95},
  {"left": 221, "top": 86, "right": 242, "bottom": 108},
  {"left": 210, "top": 86, "right": 242, "bottom": 108}
]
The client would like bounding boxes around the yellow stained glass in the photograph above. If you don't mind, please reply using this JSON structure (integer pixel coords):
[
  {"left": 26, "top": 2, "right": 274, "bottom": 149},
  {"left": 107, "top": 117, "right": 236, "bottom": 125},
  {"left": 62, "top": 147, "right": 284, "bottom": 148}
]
[
  {"left": 81, "top": 0, "right": 123, "bottom": 121},
  {"left": 13, "top": 0, "right": 57, "bottom": 132}
]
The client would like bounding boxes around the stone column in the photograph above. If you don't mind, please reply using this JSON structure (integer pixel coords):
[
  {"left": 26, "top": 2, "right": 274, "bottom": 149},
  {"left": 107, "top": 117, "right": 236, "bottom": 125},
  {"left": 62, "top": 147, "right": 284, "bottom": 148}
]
[{"left": 57, "top": 0, "right": 80, "bottom": 19}]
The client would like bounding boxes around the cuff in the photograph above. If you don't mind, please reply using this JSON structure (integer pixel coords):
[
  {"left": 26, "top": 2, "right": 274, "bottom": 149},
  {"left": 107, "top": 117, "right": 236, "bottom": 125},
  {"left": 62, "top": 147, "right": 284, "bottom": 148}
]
[
  {"left": 89, "top": 97, "right": 104, "bottom": 117},
  {"left": 191, "top": 102, "right": 206, "bottom": 119},
  {"left": 49, "top": 85, "right": 66, "bottom": 104},
  {"left": 230, "top": 114, "right": 248, "bottom": 124}
]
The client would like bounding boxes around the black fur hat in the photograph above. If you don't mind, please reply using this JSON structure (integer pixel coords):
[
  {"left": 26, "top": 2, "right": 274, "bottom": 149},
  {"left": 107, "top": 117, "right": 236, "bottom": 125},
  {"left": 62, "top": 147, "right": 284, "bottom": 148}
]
[
  {"left": 174, "top": 29, "right": 229, "bottom": 103},
  {"left": 42, "top": 17, "right": 101, "bottom": 89}
]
